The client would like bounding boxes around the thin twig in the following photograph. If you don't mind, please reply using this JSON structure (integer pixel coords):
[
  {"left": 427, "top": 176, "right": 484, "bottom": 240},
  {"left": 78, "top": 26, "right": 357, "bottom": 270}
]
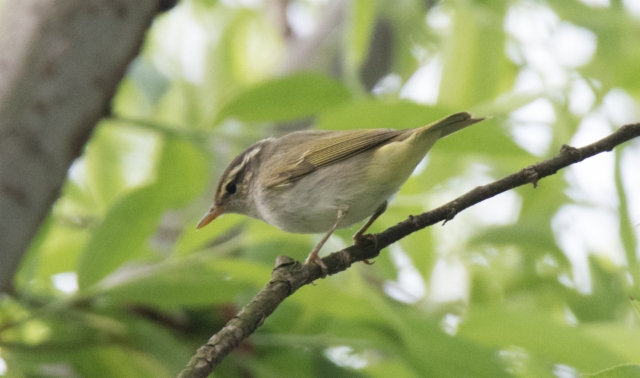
[{"left": 177, "top": 122, "right": 640, "bottom": 378}]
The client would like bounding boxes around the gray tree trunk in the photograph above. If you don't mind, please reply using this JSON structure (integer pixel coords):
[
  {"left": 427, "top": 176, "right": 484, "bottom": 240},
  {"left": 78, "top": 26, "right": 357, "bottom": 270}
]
[{"left": 0, "top": 0, "right": 159, "bottom": 292}]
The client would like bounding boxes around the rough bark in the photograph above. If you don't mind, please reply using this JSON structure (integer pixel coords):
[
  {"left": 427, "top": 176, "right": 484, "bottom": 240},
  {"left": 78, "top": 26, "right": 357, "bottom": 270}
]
[{"left": 0, "top": 0, "right": 160, "bottom": 292}]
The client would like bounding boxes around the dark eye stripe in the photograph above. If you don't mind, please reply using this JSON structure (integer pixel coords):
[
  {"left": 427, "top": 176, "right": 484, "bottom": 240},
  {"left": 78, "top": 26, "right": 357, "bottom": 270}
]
[{"left": 216, "top": 138, "right": 273, "bottom": 201}]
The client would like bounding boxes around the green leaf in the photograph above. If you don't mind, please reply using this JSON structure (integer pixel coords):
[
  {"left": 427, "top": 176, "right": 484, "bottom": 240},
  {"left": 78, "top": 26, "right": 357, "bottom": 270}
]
[
  {"left": 15, "top": 214, "right": 55, "bottom": 290},
  {"left": 632, "top": 298, "right": 640, "bottom": 318},
  {"left": 345, "top": 0, "right": 379, "bottom": 71},
  {"left": 432, "top": 118, "right": 525, "bottom": 157},
  {"left": 128, "top": 57, "right": 170, "bottom": 107},
  {"left": 439, "top": 2, "right": 515, "bottom": 108},
  {"left": 400, "top": 314, "right": 511, "bottom": 377},
  {"left": 229, "top": 12, "right": 284, "bottom": 84},
  {"left": 77, "top": 138, "right": 209, "bottom": 289},
  {"left": 70, "top": 346, "right": 173, "bottom": 378},
  {"left": 77, "top": 186, "right": 164, "bottom": 289},
  {"left": 29, "top": 225, "right": 89, "bottom": 282},
  {"left": 471, "top": 173, "right": 570, "bottom": 266},
  {"left": 317, "top": 98, "right": 446, "bottom": 131},
  {"left": 584, "top": 364, "right": 640, "bottom": 378},
  {"left": 124, "top": 316, "right": 193, "bottom": 373},
  {"left": 174, "top": 213, "right": 246, "bottom": 257},
  {"left": 155, "top": 137, "right": 210, "bottom": 208},
  {"left": 84, "top": 126, "right": 132, "bottom": 212},
  {"left": 97, "top": 259, "right": 269, "bottom": 307},
  {"left": 460, "top": 306, "right": 626, "bottom": 372},
  {"left": 567, "top": 257, "right": 627, "bottom": 322},
  {"left": 367, "top": 289, "right": 512, "bottom": 377},
  {"left": 547, "top": 0, "right": 640, "bottom": 94},
  {"left": 216, "top": 72, "right": 352, "bottom": 124},
  {"left": 585, "top": 324, "right": 640, "bottom": 365}
]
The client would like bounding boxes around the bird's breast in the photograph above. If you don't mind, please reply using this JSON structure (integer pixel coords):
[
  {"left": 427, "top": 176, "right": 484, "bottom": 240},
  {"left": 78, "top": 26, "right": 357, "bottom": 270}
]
[{"left": 253, "top": 150, "right": 411, "bottom": 234}]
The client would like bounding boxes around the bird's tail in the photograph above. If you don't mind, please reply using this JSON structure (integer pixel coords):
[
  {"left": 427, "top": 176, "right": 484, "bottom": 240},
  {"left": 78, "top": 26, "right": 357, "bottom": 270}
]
[{"left": 419, "top": 112, "right": 486, "bottom": 138}]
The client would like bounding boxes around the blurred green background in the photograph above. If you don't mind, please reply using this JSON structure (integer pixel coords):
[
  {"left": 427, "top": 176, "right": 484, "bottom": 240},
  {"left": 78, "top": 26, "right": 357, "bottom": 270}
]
[{"left": 2, "top": 0, "right": 640, "bottom": 377}]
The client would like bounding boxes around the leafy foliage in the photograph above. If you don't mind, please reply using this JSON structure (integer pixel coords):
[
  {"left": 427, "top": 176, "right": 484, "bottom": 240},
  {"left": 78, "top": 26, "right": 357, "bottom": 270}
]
[{"left": 1, "top": 0, "right": 640, "bottom": 377}]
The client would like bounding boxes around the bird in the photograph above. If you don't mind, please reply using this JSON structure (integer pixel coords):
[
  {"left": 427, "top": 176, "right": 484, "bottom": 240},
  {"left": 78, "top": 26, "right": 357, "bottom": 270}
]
[{"left": 197, "top": 112, "right": 485, "bottom": 274}]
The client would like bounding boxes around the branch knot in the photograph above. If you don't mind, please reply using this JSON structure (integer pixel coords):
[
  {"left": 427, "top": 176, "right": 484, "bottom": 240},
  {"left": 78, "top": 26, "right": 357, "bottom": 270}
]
[
  {"left": 442, "top": 208, "right": 457, "bottom": 225},
  {"left": 272, "top": 256, "right": 308, "bottom": 294},
  {"left": 523, "top": 166, "right": 540, "bottom": 188}
]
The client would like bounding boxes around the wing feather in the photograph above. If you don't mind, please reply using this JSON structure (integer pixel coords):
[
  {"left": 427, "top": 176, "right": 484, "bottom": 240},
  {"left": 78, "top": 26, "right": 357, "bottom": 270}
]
[
  {"left": 263, "top": 112, "right": 484, "bottom": 188},
  {"left": 265, "top": 129, "right": 405, "bottom": 188}
]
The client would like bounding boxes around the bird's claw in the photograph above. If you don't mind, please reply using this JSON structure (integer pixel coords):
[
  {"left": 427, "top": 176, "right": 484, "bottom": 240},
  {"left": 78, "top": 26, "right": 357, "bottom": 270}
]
[
  {"left": 353, "top": 233, "right": 378, "bottom": 265},
  {"left": 305, "top": 252, "right": 328, "bottom": 277}
]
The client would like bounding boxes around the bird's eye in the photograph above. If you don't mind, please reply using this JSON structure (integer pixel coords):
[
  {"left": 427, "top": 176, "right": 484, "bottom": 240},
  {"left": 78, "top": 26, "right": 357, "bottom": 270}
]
[{"left": 225, "top": 182, "right": 237, "bottom": 195}]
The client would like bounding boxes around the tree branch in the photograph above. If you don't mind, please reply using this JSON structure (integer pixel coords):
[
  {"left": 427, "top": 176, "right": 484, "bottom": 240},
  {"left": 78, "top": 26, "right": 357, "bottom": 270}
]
[{"left": 178, "top": 122, "right": 640, "bottom": 378}]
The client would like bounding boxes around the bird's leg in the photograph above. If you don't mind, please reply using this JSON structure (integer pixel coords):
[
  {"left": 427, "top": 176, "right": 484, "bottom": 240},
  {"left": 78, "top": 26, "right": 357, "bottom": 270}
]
[
  {"left": 353, "top": 201, "right": 388, "bottom": 243},
  {"left": 353, "top": 201, "right": 388, "bottom": 264},
  {"left": 305, "top": 208, "right": 348, "bottom": 276}
]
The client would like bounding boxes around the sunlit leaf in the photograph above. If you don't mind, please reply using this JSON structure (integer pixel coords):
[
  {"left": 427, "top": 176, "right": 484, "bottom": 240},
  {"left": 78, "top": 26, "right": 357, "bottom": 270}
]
[
  {"left": 77, "top": 138, "right": 210, "bottom": 289},
  {"left": 632, "top": 297, "right": 640, "bottom": 318},
  {"left": 439, "top": 2, "right": 516, "bottom": 108},
  {"left": 460, "top": 306, "right": 626, "bottom": 372},
  {"left": 317, "top": 98, "right": 453, "bottom": 131},
  {"left": 76, "top": 186, "right": 164, "bottom": 289},
  {"left": 216, "top": 72, "right": 352, "bottom": 124},
  {"left": 70, "top": 346, "right": 174, "bottom": 378},
  {"left": 96, "top": 259, "right": 268, "bottom": 307},
  {"left": 584, "top": 364, "right": 640, "bottom": 378},
  {"left": 346, "top": 0, "right": 379, "bottom": 71},
  {"left": 83, "top": 126, "right": 133, "bottom": 212},
  {"left": 585, "top": 324, "right": 640, "bottom": 365},
  {"left": 155, "top": 137, "right": 210, "bottom": 207}
]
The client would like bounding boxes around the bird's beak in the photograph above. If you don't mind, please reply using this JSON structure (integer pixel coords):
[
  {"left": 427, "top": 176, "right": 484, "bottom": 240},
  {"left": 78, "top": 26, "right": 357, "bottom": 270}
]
[{"left": 196, "top": 207, "right": 223, "bottom": 230}]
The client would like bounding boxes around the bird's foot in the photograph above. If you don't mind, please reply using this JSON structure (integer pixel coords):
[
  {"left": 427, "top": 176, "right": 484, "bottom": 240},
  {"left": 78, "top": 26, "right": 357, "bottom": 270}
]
[
  {"left": 305, "top": 251, "right": 328, "bottom": 277},
  {"left": 353, "top": 233, "right": 378, "bottom": 265}
]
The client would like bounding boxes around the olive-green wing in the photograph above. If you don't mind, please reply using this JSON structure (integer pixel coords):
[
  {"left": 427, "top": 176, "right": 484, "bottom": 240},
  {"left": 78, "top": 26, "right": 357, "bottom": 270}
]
[
  {"left": 264, "top": 128, "right": 405, "bottom": 188},
  {"left": 264, "top": 112, "right": 483, "bottom": 188}
]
